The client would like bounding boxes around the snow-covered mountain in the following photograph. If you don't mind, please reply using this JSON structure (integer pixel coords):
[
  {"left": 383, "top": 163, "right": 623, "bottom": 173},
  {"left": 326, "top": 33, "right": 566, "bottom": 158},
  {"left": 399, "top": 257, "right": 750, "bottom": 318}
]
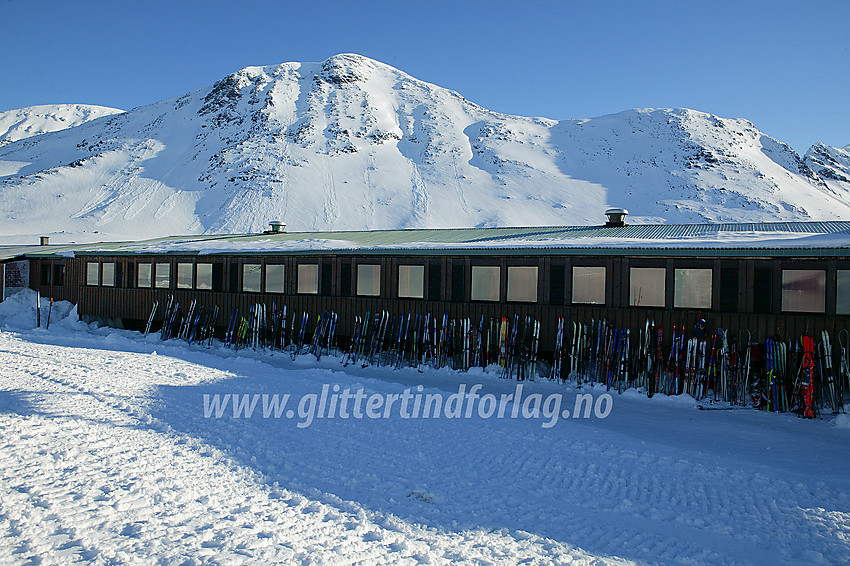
[
  {"left": 0, "top": 104, "right": 124, "bottom": 147},
  {"left": 804, "top": 142, "right": 850, "bottom": 197},
  {"left": 0, "top": 54, "right": 847, "bottom": 244}
]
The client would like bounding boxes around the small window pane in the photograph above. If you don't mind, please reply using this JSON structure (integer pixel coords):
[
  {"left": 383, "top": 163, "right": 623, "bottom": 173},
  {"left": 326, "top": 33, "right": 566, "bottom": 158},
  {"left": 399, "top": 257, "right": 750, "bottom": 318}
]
[
  {"left": 507, "top": 266, "right": 538, "bottom": 302},
  {"left": 471, "top": 266, "right": 500, "bottom": 301},
  {"left": 630, "top": 267, "right": 665, "bottom": 307},
  {"left": 782, "top": 269, "right": 825, "bottom": 313},
  {"left": 357, "top": 264, "right": 381, "bottom": 297},
  {"left": 196, "top": 264, "right": 213, "bottom": 290},
  {"left": 298, "top": 264, "right": 319, "bottom": 294},
  {"left": 719, "top": 267, "right": 739, "bottom": 312},
  {"left": 53, "top": 265, "right": 65, "bottom": 287},
  {"left": 177, "top": 263, "right": 193, "bottom": 289},
  {"left": 398, "top": 265, "right": 424, "bottom": 298},
  {"left": 753, "top": 268, "right": 773, "bottom": 314},
  {"left": 265, "top": 264, "right": 285, "bottom": 294},
  {"left": 138, "top": 263, "right": 152, "bottom": 288},
  {"left": 101, "top": 263, "right": 115, "bottom": 287},
  {"left": 838, "top": 270, "right": 850, "bottom": 315},
  {"left": 549, "top": 264, "right": 565, "bottom": 305},
  {"left": 86, "top": 262, "right": 99, "bottom": 286},
  {"left": 572, "top": 266, "right": 605, "bottom": 304},
  {"left": 40, "top": 264, "right": 51, "bottom": 285},
  {"left": 674, "top": 268, "right": 712, "bottom": 309},
  {"left": 243, "top": 263, "right": 262, "bottom": 293},
  {"left": 155, "top": 263, "right": 170, "bottom": 288}
]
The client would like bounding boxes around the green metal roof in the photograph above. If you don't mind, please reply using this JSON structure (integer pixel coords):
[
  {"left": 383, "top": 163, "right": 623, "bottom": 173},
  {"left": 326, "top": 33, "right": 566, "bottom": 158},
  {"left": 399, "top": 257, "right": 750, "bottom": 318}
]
[
  {"left": 9, "top": 221, "right": 850, "bottom": 259},
  {"left": 0, "top": 244, "right": 82, "bottom": 262}
]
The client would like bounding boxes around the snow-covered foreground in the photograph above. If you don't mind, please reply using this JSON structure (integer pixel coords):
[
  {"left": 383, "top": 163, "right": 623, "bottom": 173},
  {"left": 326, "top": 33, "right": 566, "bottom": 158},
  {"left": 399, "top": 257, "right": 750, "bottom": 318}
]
[{"left": 1, "top": 292, "right": 849, "bottom": 565}]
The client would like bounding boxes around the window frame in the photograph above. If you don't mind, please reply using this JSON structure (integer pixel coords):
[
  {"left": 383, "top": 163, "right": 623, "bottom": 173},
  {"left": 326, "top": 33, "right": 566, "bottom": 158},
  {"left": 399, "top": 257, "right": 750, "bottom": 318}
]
[
  {"left": 837, "top": 270, "right": 850, "bottom": 315},
  {"left": 154, "top": 262, "right": 171, "bottom": 289},
  {"left": 177, "top": 262, "right": 194, "bottom": 290},
  {"left": 196, "top": 263, "right": 213, "bottom": 291},
  {"left": 398, "top": 264, "right": 425, "bottom": 299},
  {"left": 297, "top": 263, "right": 319, "bottom": 295},
  {"left": 242, "top": 263, "right": 262, "bottom": 293},
  {"left": 86, "top": 262, "right": 100, "bottom": 286},
  {"left": 52, "top": 264, "right": 65, "bottom": 287},
  {"left": 506, "top": 266, "right": 538, "bottom": 303},
  {"left": 264, "top": 264, "right": 285, "bottom": 294},
  {"left": 571, "top": 265, "right": 606, "bottom": 305},
  {"left": 781, "top": 269, "right": 826, "bottom": 314},
  {"left": 629, "top": 267, "right": 666, "bottom": 308},
  {"left": 357, "top": 264, "right": 381, "bottom": 297},
  {"left": 673, "top": 268, "right": 713, "bottom": 310},
  {"left": 470, "top": 265, "right": 501, "bottom": 302},
  {"left": 137, "top": 263, "right": 152, "bottom": 288}
]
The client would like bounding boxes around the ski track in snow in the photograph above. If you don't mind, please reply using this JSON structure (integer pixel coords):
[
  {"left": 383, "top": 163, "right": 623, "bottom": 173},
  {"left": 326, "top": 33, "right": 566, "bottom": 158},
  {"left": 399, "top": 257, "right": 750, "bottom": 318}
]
[{"left": 0, "top": 299, "right": 849, "bottom": 564}]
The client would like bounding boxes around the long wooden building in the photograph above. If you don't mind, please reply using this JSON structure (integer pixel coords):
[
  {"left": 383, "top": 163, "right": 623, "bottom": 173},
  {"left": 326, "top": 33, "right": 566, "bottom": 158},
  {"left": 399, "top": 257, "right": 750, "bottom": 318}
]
[{"left": 3, "top": 218, "right": 850, "bottom": 351}]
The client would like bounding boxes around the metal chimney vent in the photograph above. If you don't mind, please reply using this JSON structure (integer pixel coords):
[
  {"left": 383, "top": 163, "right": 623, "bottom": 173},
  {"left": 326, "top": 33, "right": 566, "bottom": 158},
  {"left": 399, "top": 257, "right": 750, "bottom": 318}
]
[
  {"left": 267, "top": 221, "right": 286, "bottom": 234},
  {"left": 604, "top": 208, "right": 628, "bottom": 227},
  {"left": 40, "top": 236, "right": 50, "bottom": 246}
]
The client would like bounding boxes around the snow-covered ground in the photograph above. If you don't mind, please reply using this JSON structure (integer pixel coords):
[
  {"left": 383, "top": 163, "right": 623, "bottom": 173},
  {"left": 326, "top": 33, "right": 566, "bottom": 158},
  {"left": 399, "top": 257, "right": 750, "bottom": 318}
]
[{"left": 1, "top": 290, "right": 848, "bottom": 565}]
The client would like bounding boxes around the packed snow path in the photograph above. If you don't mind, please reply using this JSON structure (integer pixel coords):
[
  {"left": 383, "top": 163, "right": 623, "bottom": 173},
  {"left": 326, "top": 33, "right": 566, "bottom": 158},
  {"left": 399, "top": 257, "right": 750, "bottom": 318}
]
[{"left": 0, "top": 310, "right": 849, "bottom": 563}]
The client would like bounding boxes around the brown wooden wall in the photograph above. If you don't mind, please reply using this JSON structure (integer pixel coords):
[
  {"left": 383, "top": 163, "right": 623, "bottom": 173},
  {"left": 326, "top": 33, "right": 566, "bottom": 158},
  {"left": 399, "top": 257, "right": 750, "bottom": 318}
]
[{"left": 26, "top": 252, "right": 850, "bottom": 352}]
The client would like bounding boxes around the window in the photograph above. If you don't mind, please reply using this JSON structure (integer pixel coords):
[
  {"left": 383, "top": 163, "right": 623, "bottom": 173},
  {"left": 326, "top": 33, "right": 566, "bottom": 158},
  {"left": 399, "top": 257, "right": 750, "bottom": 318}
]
[
  {"left": 138, "top": 263, "right": 152, "bottom": 288},
  {"left": 40, "top": 264, "right": 51, "bottom": 286},
  {"left": 549, "top": 264, "right": 565, "bottom": 305},
  {"left": 196, "top": 264, "right": 213, "bottom": 290},
  {"left": 340, "top": 262, "right": 352, "bottom": 297},
  {"left": 321, "top": 264, "right": 332, "bottom": 296},
  {"left": 86, "top": 262, "right": 99, "bottom": 286},
  {"left": 298, "top": 264, "right": 319, "bottom": 294},
  {"left": 507, "top": 266, "right": 538, "bottom": 302},
  {"left": 471, "top": 266, "right": 500, "bottom": 301},
  {"left": 242, "top": 263, "right": 262, "bottom": 293},
  {"left": 782, "top": 269, "right": 825, "bottom": 313},
  {"left": 155, "top": 263, "right": 170, "bottom": 288},
  {"left": 674, "top": 268, "right": 712, "bottom": 309},
  {"left": 838, "top": 271, "right": 850, "bottom": 315},
  {"left": 753, "top": 268, "right": 773, "bottom": 314},
  {"left": 630, "top": 267, "right": 665, "bottom": 307},
  {"left": 211, "top": 263, "right": 224, "bottom": 292},
  {"left": 719, "top": 267, "right": 739, "bottom": 312},
  {"left": 398, "top": 265, "right": 424, "bottom": 298},
  {"left": 451, "top": 262, "right": 465, "bottom": 301},
  {"left": 265, "top": 264, "right": 285, "bottom": 294},
  {"left": 177, "top": 263, "right": 193, "bottom": 289},
  {"left": 52, "top": 264, "right": 65, "bottom": 287},
  {"left": 101, "top": 263, "right": 115, "bottom": 287},
  {"left": 572, "top": 266, "right": 605, "bottom": 305},
  {"left": 428, "top": 261, "right": 442, "bottom": 301},
  {"left": 357, "top": 264, "right": 381, "bottom": 296}
]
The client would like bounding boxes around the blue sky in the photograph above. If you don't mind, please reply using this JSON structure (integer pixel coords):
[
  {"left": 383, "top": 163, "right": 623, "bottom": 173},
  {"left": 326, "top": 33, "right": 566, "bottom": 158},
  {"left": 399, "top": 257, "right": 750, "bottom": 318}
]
[{"left": 1, "top": 0, "right": 846, "bottom": 153}]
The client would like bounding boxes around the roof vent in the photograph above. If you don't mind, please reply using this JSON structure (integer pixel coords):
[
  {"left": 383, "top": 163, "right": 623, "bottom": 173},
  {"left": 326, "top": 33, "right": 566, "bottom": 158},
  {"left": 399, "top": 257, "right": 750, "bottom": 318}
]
[
  {"left": 39, "top": 236, "right": 50, "bottom": 246},
  {"left": 265, "top": 221, "right": 286, "bottom": 234},
  {"left": 604, "top": 208, "right": 628, "bottom": 227}
]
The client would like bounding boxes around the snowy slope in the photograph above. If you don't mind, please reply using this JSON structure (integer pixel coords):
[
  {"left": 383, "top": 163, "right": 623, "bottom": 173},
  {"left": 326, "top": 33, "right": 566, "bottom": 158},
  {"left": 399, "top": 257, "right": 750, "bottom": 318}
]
[
  {"left": 1, "top": 290, "right": 849, "bottom": 564},
  {"left": 804, "top": 142, "right": 850, "bottom": 199},
  {"left": 0, "top": 104, "right": 124, "bottom": 147},
  {"left": 0, "top": 54, "right": 848, "bottom": 244}
]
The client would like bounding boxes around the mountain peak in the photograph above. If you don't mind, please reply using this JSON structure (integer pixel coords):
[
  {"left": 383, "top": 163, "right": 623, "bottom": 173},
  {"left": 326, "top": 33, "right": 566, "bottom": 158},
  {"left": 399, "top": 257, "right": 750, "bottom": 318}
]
[
  {"left": 0, "top": 104, "right": 124, "bottom": 146},
  {"left": 0, "top": 54, "right": 848, "bottom": 244}
]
